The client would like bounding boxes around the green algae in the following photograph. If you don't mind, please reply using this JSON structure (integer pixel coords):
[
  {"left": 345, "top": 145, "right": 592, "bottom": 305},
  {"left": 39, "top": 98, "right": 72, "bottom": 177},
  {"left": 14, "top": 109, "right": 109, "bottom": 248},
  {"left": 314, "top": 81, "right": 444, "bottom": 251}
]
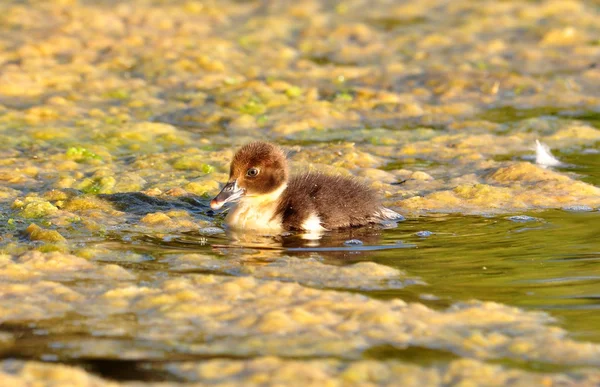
[
  {"left": 77, "top": 177, "right": 116, "bottom": 195},
  {"left": 65, "top": 147, "right": 103, "bottom": 163},
  {"left": 239, "top": 99, "right": 267, "bottom": 116},
  {"left": 103, "top": 89, "right": 131, "bottom": 101},
  {"left": 171, "top": 156, "right": 214, "bottom": 173},
  {"left": 15, "top": 199, "right": 58, "bottom": 219}
]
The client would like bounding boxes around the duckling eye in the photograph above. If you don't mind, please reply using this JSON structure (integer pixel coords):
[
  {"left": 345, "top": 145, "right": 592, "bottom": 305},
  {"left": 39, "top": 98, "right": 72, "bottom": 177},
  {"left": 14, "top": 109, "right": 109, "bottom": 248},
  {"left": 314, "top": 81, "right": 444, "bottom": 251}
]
[{"left": 246, "top": 167, "right": 260, "bottom": 177}]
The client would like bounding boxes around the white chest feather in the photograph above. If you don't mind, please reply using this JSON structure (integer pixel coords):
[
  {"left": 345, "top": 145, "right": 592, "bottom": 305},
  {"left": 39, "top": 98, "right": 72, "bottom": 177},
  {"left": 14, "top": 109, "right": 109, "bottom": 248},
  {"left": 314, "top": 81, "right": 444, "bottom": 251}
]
[{"left": 225, "top": 185, "right": 286, "bottom": 232}]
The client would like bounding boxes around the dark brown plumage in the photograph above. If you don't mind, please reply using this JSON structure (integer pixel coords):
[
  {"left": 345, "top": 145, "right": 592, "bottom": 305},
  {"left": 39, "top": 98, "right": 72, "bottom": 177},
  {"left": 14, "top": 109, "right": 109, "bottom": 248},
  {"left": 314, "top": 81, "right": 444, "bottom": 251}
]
[{"left": 276, "top": 173, "right": 381, "bottom": 230}]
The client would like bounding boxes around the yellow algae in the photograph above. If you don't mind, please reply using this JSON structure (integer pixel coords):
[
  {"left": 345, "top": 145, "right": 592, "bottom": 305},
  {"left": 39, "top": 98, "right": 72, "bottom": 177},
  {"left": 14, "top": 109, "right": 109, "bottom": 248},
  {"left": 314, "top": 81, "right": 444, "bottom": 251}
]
[
  {"left": 61, "top": 196, "right": 112, "bottom": 211},
  {"left": 140, "top": 212, "right": 172, "bottom": 226},
  {"left": 138, "top": 212, "right": 197, "bottom": 230},
  {"left": 112, "top": 172, "right": 147, "bottom": 192},
  {"left": 472, "top": 163, "right": 600, "bottom": 209},
  {"left": 16, "top": 250, "right": 91, "bottom": 272},
  {"left": 391, "top": 161, "right": 600, "bottom": 213},
  {"left": 289, "top": 308, "right": 324, "bottom": 326},
  {"left": 490, "top": 163, "right": 568, "bottom": 183},
  {"left": 196, "top": 361, "right": 245, "bottom": 380},
  {"left": 453, "top": 184, "right": 512, "bottom": 206},
  {"left": 548, "top": 125, "right": 600, "bottom": 142},
  {"left": 256, "top": 310, "right": 298, "bottom": 334},
  {"left": 0, "top": 250, "right": 135, "bottom": 282},
  {"left": 356, "top": 168, "right": 398, "bottom": 183},
  {"left": 540, "top": 27, "right": 584, "bottom": 46},
  {"left": 169, "top": 255, "right": 414, "bottom": 291},
  {"left": 0, "top": 281, "right": 82, "bottom": 321},
  {"left": 164, "top": 187, "right": 190, "bottom": 197},
  {"left": 410, "top": 171, "right": 434, "bottom": 181},
  {"left": 0, "top": 274, "right": 588, "bottom": 365},
  {"left": 0, "top": 360, "right": 119, "bottom": 387},
  {"left": 42, "top": 190, "right": 69, "bottom": 202},
  {"left": 291, "top": 143, "right": 384, "bottom": 169},
  {"left": 25, "top": 224, "right": 67, "bottom": 243},
  {"left": 184, "top": 180, "right": 220, "bottom": 196}
]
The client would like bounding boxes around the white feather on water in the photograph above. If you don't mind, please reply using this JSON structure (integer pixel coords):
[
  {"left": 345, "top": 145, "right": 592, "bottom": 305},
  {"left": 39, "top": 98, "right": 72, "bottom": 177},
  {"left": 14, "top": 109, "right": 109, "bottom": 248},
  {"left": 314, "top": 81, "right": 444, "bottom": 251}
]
[{"left": 535, "top": 140, "right": 563, "bottom": 167}]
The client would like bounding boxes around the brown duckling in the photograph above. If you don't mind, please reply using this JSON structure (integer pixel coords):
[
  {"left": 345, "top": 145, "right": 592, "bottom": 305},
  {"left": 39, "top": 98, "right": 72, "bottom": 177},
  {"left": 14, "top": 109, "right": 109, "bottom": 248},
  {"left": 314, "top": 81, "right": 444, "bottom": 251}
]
[{"left": 210, "top": 141, "right": 402, "bottom": 232}]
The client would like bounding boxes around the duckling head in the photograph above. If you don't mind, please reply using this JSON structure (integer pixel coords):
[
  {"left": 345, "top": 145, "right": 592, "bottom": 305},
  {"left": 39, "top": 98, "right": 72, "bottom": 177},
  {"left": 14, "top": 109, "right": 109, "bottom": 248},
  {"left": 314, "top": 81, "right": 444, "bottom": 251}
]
[{"left": 210, "top": 142, "right": 288, "bottom": 210}]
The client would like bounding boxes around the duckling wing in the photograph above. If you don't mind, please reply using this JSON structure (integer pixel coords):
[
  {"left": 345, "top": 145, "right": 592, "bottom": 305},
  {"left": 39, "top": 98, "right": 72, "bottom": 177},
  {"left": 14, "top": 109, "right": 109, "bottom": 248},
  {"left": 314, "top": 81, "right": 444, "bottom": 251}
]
[{"left": 283, "top": 173, "right": 387, "bottom": 229}]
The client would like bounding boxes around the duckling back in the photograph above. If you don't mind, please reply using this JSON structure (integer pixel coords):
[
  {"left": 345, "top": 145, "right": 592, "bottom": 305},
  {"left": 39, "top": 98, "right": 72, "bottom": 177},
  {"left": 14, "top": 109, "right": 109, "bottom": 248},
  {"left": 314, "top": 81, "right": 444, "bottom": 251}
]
[{"left": 277, "top": 173, "right": 387, "bottom": 231}]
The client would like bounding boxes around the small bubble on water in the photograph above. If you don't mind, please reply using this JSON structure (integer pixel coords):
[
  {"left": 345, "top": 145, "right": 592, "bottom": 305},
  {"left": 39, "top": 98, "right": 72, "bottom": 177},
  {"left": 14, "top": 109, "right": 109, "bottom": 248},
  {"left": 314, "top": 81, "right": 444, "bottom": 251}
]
[
  {"left": 507, "top": 215, "right": 538, "bottom": 222},
  {"left": 563, "top": 205, "right": 594, "bottom": 212},
  {"left": 415, "top": 230, "right": 433, "bottom": 238},
  {"left": 344, "top": 239, "right": 363, "bottom": 246}
]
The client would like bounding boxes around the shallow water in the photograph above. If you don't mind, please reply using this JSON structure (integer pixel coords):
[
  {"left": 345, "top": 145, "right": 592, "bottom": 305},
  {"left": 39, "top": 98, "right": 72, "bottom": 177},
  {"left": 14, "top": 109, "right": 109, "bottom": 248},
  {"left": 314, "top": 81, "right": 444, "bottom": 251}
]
[
  {"left": 97, "top": 209, "right": 600, "bottom": 344},
  {"left": 104, "top": 209, "right": 600, "bottom": 345},
  {"left": 3, "top": 209, "right": 600, "bottom": 380}
]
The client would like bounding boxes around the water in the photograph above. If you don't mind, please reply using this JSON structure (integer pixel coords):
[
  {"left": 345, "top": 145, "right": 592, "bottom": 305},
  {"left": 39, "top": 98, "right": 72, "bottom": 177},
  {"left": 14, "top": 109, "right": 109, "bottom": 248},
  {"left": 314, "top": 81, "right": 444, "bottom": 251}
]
[
  {"left": 373, "top": 211, "right": 600, "bottom": 342},
  {"left": 5, "top": 208, "right": 600, "bottom": 380},
  {"left": 60, "top": 208, "right": 600, "bottom": 343}
]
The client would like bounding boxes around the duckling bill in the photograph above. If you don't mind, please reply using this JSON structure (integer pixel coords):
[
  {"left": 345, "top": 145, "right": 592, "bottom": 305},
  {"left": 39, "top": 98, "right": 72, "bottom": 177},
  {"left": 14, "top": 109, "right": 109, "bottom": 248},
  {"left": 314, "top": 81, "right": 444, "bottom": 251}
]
[{"left": 211, "top": 141, "right": 402, "bottom": 232}]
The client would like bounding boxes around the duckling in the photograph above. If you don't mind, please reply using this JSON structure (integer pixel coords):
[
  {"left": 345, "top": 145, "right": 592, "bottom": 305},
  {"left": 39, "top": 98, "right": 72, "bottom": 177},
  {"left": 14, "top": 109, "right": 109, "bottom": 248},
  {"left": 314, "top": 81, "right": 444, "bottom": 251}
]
[{"left": 210, "top": 141, "right": 402, "bottom": 232}]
